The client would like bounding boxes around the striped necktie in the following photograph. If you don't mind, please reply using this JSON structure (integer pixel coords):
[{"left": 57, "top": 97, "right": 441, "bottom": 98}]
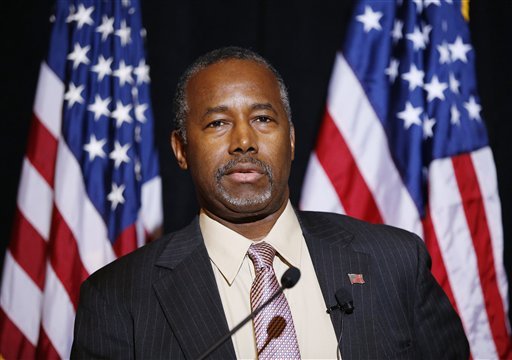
[{"left": 247, "top": 242, "right": 301, "bottom": 359}]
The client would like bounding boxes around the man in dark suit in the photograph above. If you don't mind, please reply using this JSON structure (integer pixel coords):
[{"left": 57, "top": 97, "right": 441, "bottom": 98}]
[{"left": 71, "top": 47, "right": 469, "bottom": 359}]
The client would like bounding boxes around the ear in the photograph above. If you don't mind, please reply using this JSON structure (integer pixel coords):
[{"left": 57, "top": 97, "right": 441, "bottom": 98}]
[
  {"left": 171, "top": 131, "right": 188, "bottom": 170},
  {"left": 290, "top": 125, "right": 295, "bottom": 161}
]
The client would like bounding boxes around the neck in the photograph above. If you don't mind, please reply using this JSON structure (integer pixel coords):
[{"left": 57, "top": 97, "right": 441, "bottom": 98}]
[{"left": 202, "top": 200, "right": 288, "bottom": 241}]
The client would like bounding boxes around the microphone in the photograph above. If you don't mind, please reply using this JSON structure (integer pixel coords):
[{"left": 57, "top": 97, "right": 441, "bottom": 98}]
[
  {"left": 326, "top": 288, "right": 354, "bottom": 314},
  {"left": 326, "top": 288, "right": 354, "bottom": 359},
  {"left": 196, "top": 267, "right": 301, "bottom": 360}
]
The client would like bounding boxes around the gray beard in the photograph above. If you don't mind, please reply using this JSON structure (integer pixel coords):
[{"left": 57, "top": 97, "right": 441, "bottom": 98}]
[{"left": 215, "top": 157, "right": 274, "bottom": 208}]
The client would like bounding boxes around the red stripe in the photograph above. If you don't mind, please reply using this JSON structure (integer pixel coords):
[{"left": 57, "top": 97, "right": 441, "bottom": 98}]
[
  {"left": 315, "top": 110, "right": 383, "bottom": 223},
  {"left": 9, "top": 209, "right": 48, "bottom": 290},
  {"left": 26, "top": 114, "right": 58, "bottom": 187},
  {"left": 36, "top": 326, "right": 61, "bottom": 360},
  {"left": 113, "top": 223, "right": 138, "bottom": 257},
  {"left": 0, "top": 308, "right": 36, "bottom": 359},
  {"left": 452, "top": 154, "right": 512, "bottom": 358},
  {"left": 48, "top": 206, "right": 90, "bottom": 310},
  {"left": 421, "top": 205, "right": 459, "bottom": 311}
]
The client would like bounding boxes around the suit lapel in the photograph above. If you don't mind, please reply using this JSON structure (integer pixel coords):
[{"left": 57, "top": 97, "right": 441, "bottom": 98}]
[
  {"left": 152, "top": 218, "right": 236, "bottom": 360},
  {"left": 298, "top": 211, "right": 377, "bottom": 359}
]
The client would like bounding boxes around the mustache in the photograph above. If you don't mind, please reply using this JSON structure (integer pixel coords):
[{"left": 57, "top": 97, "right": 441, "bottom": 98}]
[{"left": 215, "top": 157, "right": 273, "bottom": 182}]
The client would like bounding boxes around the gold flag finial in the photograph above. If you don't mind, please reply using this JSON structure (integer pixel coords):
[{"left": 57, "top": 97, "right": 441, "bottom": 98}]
[{"left": 461, "top": 0, "right": 470, "bottom": 21}]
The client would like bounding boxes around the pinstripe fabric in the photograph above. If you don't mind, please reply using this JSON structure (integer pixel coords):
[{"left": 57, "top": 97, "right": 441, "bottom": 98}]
[
  {"left": 299, "top": 211, "right": 470, "bottom": 359},
  {"left": 71, "top": 210, "right": 469, "bottom": 359}
]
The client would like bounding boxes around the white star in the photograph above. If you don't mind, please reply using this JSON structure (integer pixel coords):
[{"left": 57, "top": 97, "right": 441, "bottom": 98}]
[
  {"left": 413, "top": 0, "right": 423, "bottom": 13},
  {"left": 66, "top": 4, "right": 76, "bottom": 23},
  {"left": 83, "top": 134, "right": 106, "bottom": 160},
  {"left": 424, "top": 75, "right": 448, "bottom": 102},
  {"left": 451, "top": 104, "right": 461, "bottom": 125},
  {"left": 406, "top": 26, "right": 426, "bottom": 50},
  {"left": 109, "top": 141, "right": 131, "bottom": 168},
  {"left": 437, "top": 42, "right": 451, "bottom": 64},
  {"left": 91, "top": 55, "right": 113, "bottom": 81},
  {"left": 134, "top": 126, "right": 142, "bottom": 143},
  {"left": 391, "top": 20, "right": 403, "bottom": 43},
  {"left": 113, "top": 60, "right": 133, "bottom": 86},
  {"left": 401, "top": 64, "right": 424, "bottom": 91},
  {"left": 131, "top": 86, "right": 139, "bottom": 99},
  {"left": 70, "top": 4, "right": 94, "bottom": 29},
  {"left": 107, "top": 183, "right": 125, "bottom": 210},
  {"left": 356, "top": 6, "right": 383, "bottom": 33},
  {"left": 449, "top": 72, "right": 460, "bottom": 94},
  {"left": 135, "top": 103, "right": 148, "bottom": 123},
  {"left": 96, "top": 15, "right": 114, "bottom": 41},
  {"left": 385, "top": 58, "right": 399, "bottom": 83},
  {"left": 424, "top": 0, "right": 441, "bottom": 7},
  {"left": 134, "top": 59, "right": 150, "bottom": 84},
  {"left": 115, "top": 20, "right": 132, "bottom": 46},
  {"left": 464, "top": 96, "right": 482, "bottom": 121},
  {"left": 397, "top": 102, "right": 423, "bottom": 129},
  {"left": 111, "top": 101, "right": 133, "bottom": 127},
  {"left": 87, "top": 95, "right": 111, "bottom": 120},
  {"left": 122, "top": 0, "right": 131, "bottom": 7},
  {"left": 423, "top": 115, "right": 436, "bottom": 138},
  {"left": 422, "top": 23, "right": 432, "bottom": 44},
  {"left": 449, "top": 36, "right": 472, "bottom": 63},
  {"left": 64, "top": 83, "right": 84, "bottom": 108},
  {"left": 67, "top": 43, "right": 90, "bottom": 69},
  {"left": 134, "top": 158, "right": 142, "bottom": 181}
]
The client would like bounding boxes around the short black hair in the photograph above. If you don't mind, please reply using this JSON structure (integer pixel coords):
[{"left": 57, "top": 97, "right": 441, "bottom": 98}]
[{"left": 173, "top": 46, "right": 292, "bottom": 142}]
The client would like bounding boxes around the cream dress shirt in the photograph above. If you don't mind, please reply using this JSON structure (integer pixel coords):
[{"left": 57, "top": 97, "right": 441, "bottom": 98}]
[{"left": 200, "top": 200, "right": 339, "bottom": 359}]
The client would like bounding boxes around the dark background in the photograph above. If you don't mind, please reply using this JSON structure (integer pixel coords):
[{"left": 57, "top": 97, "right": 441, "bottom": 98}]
[{"left": 1, "top": 1, "right": 511, "bottom": 322}]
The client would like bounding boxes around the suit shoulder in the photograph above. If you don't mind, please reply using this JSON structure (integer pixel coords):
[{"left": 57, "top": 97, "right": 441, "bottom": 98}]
[
  {"left": 298, "top": 210, "right": 423, "bottom": 250},
  {"left": 84, "top": 218, "right": 198, "bottom": 289},
  {"left": 85, "top": 233, "right": 170, "bottom": 287}
]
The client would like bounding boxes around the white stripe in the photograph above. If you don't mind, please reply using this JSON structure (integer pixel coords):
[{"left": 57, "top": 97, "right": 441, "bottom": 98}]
[
  {"left": 53, "top": 138, "right": 116, "bottom": 275},
  {"left": 471, "top": 147, "right": 510, "bottom": 331},
  {"left": 141, "top": 176, "right": 163, "bottom": 234},
  {"left": 428, "top": 157, "right": 498, "bottom": 359},
  {"left": 41, "top": 265, "right": 76, "bottom": 359},
  {"left": 325, "top": 53, "right": 422, "bottom": 236},
  {"left": 33, "top": 62, "right": 63, "bottom": 139},
  {"left": 17, "top": 158, "right": 53, "bottom": 241},
  {"left": 300, "top": 153, "right": 346, "bottom": 214},
  {"left": 0, "top": 251, "right": 43, "bottom": 346}
]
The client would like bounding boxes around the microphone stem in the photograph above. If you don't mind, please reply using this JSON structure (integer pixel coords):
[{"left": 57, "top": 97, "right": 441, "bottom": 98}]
[{"left": 196, "top": 285, "right": 285, "bottom": 360}]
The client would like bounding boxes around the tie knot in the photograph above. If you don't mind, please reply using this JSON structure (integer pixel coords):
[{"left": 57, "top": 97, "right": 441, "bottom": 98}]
[{"left": 247, "top": 242, "right": 276, "bottom": 270}]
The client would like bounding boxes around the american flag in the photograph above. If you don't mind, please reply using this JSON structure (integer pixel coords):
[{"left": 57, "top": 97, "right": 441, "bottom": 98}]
[
  {"left": 0, "top": 0, "right": 162, "bottom": 358},
  {"left": 301, "top": 0, "right": 511, "bottom": 358}
]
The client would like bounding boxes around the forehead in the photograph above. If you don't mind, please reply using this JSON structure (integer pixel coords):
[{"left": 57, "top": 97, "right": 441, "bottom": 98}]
[{"left": 185, "top": 59, "right": 282, "bottom": 107}]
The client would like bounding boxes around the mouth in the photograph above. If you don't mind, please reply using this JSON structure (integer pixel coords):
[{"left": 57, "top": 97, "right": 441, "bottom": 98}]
[
  {"left": 216, "top": 158, "right": 271, "bottom": 185},
  {"left": 225, "top": 164, "right": 265, "bottom": 183}
]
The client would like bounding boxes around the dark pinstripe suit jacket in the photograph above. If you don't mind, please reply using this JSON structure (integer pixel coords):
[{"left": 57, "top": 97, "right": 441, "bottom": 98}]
[{"left": 71, "top": 211, "right": 469, "bottom": 359}]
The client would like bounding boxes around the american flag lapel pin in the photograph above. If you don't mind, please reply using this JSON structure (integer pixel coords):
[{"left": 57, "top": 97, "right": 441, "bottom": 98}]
[{"left": 348, "top": 273, "right": 365, "bottom": 284}]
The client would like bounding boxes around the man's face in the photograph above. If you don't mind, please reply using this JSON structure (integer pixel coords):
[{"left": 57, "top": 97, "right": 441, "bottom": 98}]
[{"left": 172, "top": 59, "right": 295, "bottom": 222}]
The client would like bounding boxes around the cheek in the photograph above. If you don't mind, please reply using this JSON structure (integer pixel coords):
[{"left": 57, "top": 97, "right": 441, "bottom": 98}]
[{"left": 265, "top": 136, "right": 293, "bottom": 177}]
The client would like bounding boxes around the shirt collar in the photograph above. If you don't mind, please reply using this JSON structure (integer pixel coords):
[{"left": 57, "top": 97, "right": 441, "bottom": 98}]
[{"left": 200, "top": 200, "right": 302, "bottom": 285}]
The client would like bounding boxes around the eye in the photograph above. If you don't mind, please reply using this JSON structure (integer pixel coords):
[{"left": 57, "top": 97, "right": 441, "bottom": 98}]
[
  {"left": 206, "top": 120, "right": 225, "bottom": 128},
  {"left": 254, "top": 116, "right": 272, "bottom": 123}
]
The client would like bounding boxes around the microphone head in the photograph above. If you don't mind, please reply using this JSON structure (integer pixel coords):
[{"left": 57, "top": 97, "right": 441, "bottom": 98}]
[
  {"left": 281, "top": 267, "right": 301, "bottom": 289},
  {"left": 335, "top": 287, "right": 354, "bottom": 314}
]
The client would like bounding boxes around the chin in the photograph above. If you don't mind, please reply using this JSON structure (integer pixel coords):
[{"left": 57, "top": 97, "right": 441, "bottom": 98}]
[{"left": 222, "top": 192, "right": 272, "bottom": 211}]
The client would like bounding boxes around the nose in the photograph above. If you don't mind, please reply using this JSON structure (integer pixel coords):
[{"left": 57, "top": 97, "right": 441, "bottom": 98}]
[{"left": 229, "top": 120, "right": 258, "bottom": 155}]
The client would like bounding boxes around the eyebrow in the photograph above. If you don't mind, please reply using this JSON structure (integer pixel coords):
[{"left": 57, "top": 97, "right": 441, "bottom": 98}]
[
  {"left": 251, "top": 103, "right": 277, "bottom": 114},
  {"left": 203, "top": 102, "right": 278, "bottom": 118},
  {"left": 204, "top": 105, "right": 229, "bottom": 117}
]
